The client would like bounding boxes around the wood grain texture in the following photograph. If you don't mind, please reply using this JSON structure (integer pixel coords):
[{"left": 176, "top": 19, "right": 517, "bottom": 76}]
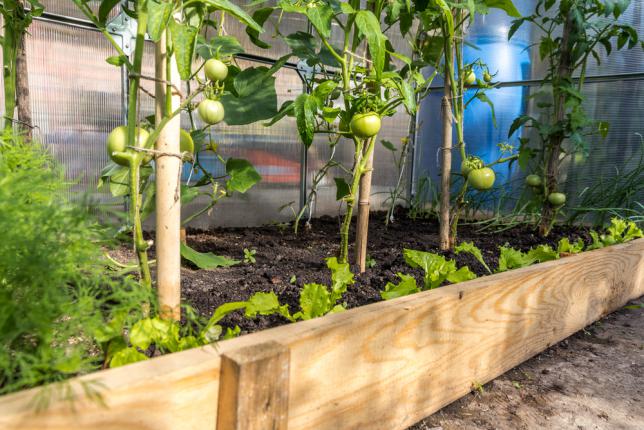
[
  {"left": 0, "top": 239, "right": 642, "bottom": 430},
  {"left": 217, "top": 341, "right": 289, "bottom": 430}
]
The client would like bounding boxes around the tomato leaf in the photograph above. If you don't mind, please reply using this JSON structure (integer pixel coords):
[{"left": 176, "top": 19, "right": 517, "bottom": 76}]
[
  {"left": 169, "top": 19, "right": 198, "bottom": 80},
  {"left": 199, "top": 0, "right": 263, "bottom": 34},
  {"left": 246, "top": 7, "right": 274, "bottom": 49},
  {"left": 482, "top": 0, "right": 520, "bottom": 18},
  {"left": 305, "top": 3, "right": 334, "bottom": 38},
  {"left": 333, "top": 177, "right": 351, "bottom": 200},
  {"left": 99, "top": 0, "right": 121, "bottom": 25},
  {"left": 221, "top": 75, "right": 278, "bottom": 125},
  {"left": 225, "top": 158, "right": 261, "bottom": 193},
  {"left": 180, "top": 243, "right": 240, "bottom": 269},
  {"left": 293, "top": 93, "right": 318, "bottom": 148},
  {"left": 354, "top": 10, "right": 387, "bottom": 81},
  {"left": 196, "top": 35, "right": 245, "bottom": 59},
  {"left": 146, "top": 0, "right": 173, "bottom": 42}
]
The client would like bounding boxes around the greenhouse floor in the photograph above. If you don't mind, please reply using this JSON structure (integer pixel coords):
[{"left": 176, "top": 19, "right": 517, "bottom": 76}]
[{"left": 409, "top": 300, "right": 644, "bottom": 430}]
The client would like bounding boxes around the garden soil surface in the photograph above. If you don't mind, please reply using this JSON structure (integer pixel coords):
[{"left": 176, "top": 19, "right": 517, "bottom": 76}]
[
  {"left": 117, "top": 211, "right": 642, "bottom": 429},
  {"left": 174, "top": 210, "right": 592, "bottom": 333}
]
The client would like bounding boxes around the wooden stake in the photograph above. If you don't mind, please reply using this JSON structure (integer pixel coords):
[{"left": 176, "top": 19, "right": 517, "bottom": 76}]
[
  {"left": 217, "top": 341, "right": 290, "bottom": 430},
  {"left": 355, "top": 142, "right": 374, "bottom": 273},
  {"left": 15, "top": 4, "right": 32, "bottom": 139},
  {"left": 155, "top": 31, "right": 181, "bottom": 321},
  {"left": 439, "top": 90, "right": 452, "bottom": 251}
]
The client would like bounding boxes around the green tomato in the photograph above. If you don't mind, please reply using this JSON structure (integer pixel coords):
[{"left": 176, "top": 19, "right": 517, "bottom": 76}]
[
  {"left": 106, "top": 126, "right": 150, "bottom": 166},
  {"left": 198, "top": 99, "right": 225, "bottom": 125},
  {"left": 180, "top": 129, "right": 195, "bottom": 157},
  {"left": 526, "top": 174, "right": 542, "bottom": 187},
  {"left": 483, "top": 72, "right": 492, "bottom": 83},
  {"left": 548, "top": 192, "right": 566, "bottom": 206},
  {"left": 464, "top": 71, "right": 476, "bottom": 86},
  {"left": 204, "top": 59, "right": 228, "bottom": 82},
  {"left": 350, "top": 112, "right": 381, "bottom": 139},
  {"left": 467, "top": 167, "right": 496, "bottom": 191}
]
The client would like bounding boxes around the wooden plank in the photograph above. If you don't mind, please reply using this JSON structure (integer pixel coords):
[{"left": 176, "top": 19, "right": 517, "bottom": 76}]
[
  {"left": 0, "top": 347, "right": 222, "bottom": 430},
  {"left": 0, "top": 239, "right": 642, "bottom": 430},
  {"left": 217, "top": 341, "right": 289, "bottom": 430}
]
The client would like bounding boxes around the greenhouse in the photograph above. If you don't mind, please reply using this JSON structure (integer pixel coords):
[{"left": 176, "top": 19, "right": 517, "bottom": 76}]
[{"left": 0, "top": 0, "right": 642, "bottom": 429}]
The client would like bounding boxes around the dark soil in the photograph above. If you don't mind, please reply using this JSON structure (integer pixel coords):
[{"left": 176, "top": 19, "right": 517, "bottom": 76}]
[{"left": 175, "top": 210, "right": 591, "bottom": 333}]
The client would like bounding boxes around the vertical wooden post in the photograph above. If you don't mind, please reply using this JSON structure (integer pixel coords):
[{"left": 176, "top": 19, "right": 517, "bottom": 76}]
[
  {"left": 355, "top": 142, "right": 374, "bottom": 273},
  {"left": 217, "top": 341, "right": 290, "bottom": 430},
  {"left": 15, "top": 1, "right": 32, "bottom": 139},
  {"left": 155, "top": 30, "right": 181, "bottom": 320},
  {"left": 439, "top": 91, "right": 452, "bottom": 251}
]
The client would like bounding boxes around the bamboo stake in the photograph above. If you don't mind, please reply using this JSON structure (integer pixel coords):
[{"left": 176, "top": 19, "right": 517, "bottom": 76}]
[
  {"left": 439, "top": 92, "right": 452, "bottom": 251},
  {"left": 355, "top": 139, "right": 374, "bottom": 273},
  {"left": 155, "top": 30, "right": 182, "bottom": 321}
]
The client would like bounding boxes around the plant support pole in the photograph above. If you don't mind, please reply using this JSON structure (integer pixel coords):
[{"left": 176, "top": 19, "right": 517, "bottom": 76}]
[
  {"left": 15, "top": 17, "right": 32, "bottom": 138},
  {"left": 155, "top": 29, "right": 182, "bottom": 321},
  {"left": 439, "top": 80, "right": 453, "bottom": 250},
  {"left": 355, "top": 138, "right": 375, "bottom": 273}
]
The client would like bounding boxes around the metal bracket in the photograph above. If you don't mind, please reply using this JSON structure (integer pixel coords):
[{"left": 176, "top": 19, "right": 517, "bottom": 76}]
[
  {"left": 296, "top": 60, "right": 318, "bottom": 83},
  {"left": 106, "top": 10, "right": 137, "bottom": 55}
]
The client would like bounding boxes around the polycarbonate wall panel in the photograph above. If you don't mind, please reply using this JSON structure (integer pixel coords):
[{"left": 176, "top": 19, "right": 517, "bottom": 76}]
[
  {"left": 40, "top": 0, "right": 120, "bottom": 22},
  {"left": 26, "top": 20, "right": 124, "bottom": 203}
]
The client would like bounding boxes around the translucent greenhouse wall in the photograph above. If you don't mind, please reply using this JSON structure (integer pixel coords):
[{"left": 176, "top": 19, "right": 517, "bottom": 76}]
[
  {"left": 415, "top": 0, "right": 644, "bottom": 222},
  {"left": 0, "top": 2, "right": 411, "bottom": 228},
  {"left": 1, "top": 1, "right": 642, "bottom": 228}
]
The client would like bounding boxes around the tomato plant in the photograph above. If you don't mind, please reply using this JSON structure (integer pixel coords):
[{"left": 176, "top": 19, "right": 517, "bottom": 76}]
[
  {"left": 416, "top": 0, "right": 520, "bottom": 250},
  {"left": 508, "top": 0, "right": 640, "bottom": 236},
  {"left": 75, "top": 0, "right": 274, "bottom": 297}
]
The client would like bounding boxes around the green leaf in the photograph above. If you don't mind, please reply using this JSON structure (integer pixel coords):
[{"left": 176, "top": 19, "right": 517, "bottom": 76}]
[
  {"left": 496, "top": 246, "right": 535, "bottom": 272},
  {"left": 196, "top": 35, "right": 245, "bottom": 59},
  {"left": 169, "top": 19, "right": 198, "bottom": 80},
  {"left": 106, "top": 55, "right": 128, "bottom": 67},
  {"left": 99, "top": 0, "right": 121, "bottom": 25},
  {"left": 455, "top": 241, "right": 492, "bottom": 274},
  {"left": 526, "top": 244, "right": 559, "bottom": 263},
  {"left": 475, "top": 92, "right": 496, "bottom": 128},
  {"left": 110, "top": 347, "right": 148, "bottom": 368},
  {"left": 147, "top": 0, "right": 173, "bottom": 42},
  {"left": 206, "top": 301, "right": 247, "bottom": 327},
  {"left": 380, "top": 273, "right": 419, "bottom": 300},
  {"left": 306, "top": 3, "right": 334, "bottom": 38},
  {"left": 557, "top": 237, "right": 584, "bottom": 254},
  {"left": 221, "top": 75, "right": 278, "bottom": 125},
  {"left": 446, "top": 266, "right": 477, "bottom": 284},
  {"left": 354, "top": 10, "right": 387, "bottom": 81},
  {"left": 321, "top": 106, "right": 341, "bottom": 123},
  {"left": 246, "top": 7, "right": 274, "bottom": 49},
  {"left": 333, "top": 177, "right": 351, "bottom": 200},
  {"left": 482, "top": 0, "right": 520, "bottom": 18},
  {"left": 326, "top": 257, "right": 354, "bottom": 300},
  {"left": 245, "top": 292, "right": 284, "bottom": 317},
  {"left": 293, "top": 93, "right": 318, "bottom": 148},
  {"left": 180, "top": 243, "right": 240, "bottom": 269},
  {"left": 508, "top": 115, "right": 533, "bottom": 138},
  {"left": 283, "top": 31, "right": 319, "bottom": 62},
  {"left": 312, "top": 80, "right": 338, "bottom": 100},
  {"left": 381, "top": 140, "right": 397, "bottom": 152},
  {"left": 297, "top": 283, "right": 332, "bottom": 320},
  {"left": 200, "top": 0, "right": 263, "bottom": 34},
  {"left": 225, "top": 158, "right": 261, "bottom": 193},
  {"left": 396, "top": 79, "right": 416, "bottom": 114},
  {"left": 403, "top": 249, "right": 457, "bottom": 290}
]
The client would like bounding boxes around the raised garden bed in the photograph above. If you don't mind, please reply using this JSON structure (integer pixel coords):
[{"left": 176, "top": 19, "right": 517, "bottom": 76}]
[{"left": 1, "top": 238, "right": 642, "bottom": 430}]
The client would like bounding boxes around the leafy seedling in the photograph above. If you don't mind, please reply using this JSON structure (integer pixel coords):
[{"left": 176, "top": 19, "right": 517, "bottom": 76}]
[{"left": 243, "top": 248, "right": 257, "bottom": 264}]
